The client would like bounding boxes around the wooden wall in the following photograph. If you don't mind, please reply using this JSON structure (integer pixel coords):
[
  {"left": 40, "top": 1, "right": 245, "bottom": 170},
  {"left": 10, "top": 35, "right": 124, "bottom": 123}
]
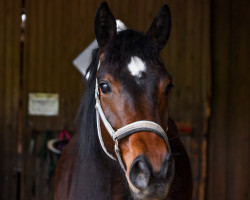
[
  {"left": 207, "top": 0, "right": 250, "bottom": 199},
  {"left": 0, "top": 0, "right": 21, "bottom": 199}
]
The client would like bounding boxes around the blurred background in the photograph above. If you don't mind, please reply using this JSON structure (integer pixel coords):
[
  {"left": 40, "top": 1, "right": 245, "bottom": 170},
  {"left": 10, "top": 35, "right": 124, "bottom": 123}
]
[{"left": 0, "top": 0, "right": 249, "bottom": 199}]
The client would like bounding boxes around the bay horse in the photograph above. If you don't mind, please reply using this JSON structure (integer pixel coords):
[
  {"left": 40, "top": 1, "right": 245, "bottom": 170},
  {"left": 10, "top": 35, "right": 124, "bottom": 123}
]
[{"left": 55, "top": 2, "right": 192, "bottom": 200}]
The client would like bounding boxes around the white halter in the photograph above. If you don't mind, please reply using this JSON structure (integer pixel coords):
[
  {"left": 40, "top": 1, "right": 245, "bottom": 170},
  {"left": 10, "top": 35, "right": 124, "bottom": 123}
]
[{"left": 94, "top": 20, "right": 171, "bottom": 172}]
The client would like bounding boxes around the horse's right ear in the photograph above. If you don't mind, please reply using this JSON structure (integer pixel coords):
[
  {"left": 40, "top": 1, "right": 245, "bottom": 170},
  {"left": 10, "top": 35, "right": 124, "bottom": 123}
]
[{"left": 95, "top": 2, "right": 116, "bottom": 49}]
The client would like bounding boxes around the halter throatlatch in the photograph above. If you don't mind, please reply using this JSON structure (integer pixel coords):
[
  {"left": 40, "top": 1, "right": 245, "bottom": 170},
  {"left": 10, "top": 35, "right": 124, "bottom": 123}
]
[{"left": 94, "top": 20, "right": 171, "bottom": 172}]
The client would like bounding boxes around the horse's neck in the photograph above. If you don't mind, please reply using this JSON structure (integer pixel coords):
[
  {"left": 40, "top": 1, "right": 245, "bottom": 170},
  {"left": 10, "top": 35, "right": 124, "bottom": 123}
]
[{"left": 69, "top": 138, "right": 130, "bottom": 199}]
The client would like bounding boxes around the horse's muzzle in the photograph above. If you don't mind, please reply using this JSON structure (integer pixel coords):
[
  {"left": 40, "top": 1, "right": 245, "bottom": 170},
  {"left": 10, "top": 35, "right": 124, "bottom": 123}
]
[{"left": 129, "top": 154, "right": 174, "bottom": 199}]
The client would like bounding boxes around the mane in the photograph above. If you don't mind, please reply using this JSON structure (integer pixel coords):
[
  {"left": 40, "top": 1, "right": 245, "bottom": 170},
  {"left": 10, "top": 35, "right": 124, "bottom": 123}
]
[{"left": 76, "top": 48, "right": 104, "bottom": 161}]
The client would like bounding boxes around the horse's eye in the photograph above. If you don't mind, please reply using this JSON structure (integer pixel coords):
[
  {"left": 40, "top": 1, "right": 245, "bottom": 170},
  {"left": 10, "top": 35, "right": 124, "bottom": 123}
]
[
  {"left": 100, "top": 83, "right": 111, "bottom": 94},
  {"left": 165, "top": 83, "right": 174, "bottom": 95}
]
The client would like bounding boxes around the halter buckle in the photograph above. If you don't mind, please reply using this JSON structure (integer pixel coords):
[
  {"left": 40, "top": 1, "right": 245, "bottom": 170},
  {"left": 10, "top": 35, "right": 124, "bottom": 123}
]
[{"left": 114, "top": 139, "right": 120, "bottom": 153}]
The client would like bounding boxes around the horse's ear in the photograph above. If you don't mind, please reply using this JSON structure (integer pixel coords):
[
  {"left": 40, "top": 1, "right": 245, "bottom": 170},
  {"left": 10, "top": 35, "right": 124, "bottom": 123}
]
[
  {"left": 95, "top": 2, "right": 116, "bottom": 49},
  {"left": 147, "top": 5, "right": 171, "bottom": 50}
]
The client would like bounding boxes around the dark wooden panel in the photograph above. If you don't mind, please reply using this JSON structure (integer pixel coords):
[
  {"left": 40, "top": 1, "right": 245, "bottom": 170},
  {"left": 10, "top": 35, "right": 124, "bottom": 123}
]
[
  {"left": 0, "top": 0, "right": 21, "bottom": 199},
  {"left": 227, "top": 1, "right": 250, "bottom": 198},
  {"left": 208, "top": 0, "right": 250, "bottom": 199}
]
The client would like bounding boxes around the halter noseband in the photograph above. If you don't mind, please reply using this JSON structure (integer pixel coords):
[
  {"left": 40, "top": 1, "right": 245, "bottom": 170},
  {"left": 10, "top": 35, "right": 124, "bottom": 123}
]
[{"left": 94, "top": 20, "right": 171, "bottom": 172}]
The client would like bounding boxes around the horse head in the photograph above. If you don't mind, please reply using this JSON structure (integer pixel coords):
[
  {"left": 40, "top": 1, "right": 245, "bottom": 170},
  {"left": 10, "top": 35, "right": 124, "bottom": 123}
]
[{"left": 94, "top": 2, "right": 174, "bottom": 199}]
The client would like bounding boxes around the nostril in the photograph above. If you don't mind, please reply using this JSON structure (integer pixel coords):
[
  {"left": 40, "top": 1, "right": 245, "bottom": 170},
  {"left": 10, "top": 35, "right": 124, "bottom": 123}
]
[
  {"left": 161, "top": 154, "right": 172, "bottom": 178},
  {"left": 129, "top": 156, "right": 151, "bottom": 190}
]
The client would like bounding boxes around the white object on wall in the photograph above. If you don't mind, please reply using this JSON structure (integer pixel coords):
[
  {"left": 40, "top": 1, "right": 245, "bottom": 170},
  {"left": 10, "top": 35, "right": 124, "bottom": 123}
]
[
  {"left": 28, "top": 93, "right": 59, "bottom": 116},
  {"left": 73, "top": 20, "right": 127, "bottom": 78}
]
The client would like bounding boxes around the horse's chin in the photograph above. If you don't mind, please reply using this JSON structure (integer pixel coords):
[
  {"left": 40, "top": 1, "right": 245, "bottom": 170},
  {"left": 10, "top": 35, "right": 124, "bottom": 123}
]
[
  {"left": 130, "top": 185, "right": 170, "bottom": 200},
  {"left": 128, "top": 176, "right": 174, "bottom": 200}
]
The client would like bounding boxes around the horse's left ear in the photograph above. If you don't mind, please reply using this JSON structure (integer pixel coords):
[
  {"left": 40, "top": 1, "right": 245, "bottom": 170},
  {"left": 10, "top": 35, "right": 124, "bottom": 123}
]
[
  {"left": 95, "top": 2, "right": 116, "bottom": 49},
  {"left": 147, "top": 5, "right": 171, "bottom": 50}
]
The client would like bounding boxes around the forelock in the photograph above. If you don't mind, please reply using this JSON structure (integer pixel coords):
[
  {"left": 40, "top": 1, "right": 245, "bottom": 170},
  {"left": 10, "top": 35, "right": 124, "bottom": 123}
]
[{"left": 103, "top": 30, "right": 160, "bottom": 72}]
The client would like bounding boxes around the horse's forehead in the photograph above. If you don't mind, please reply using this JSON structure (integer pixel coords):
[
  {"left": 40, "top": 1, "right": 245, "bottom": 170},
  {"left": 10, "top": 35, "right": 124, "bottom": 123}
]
[
  {"left": 101, "top": 54, "right": 162, "bottom": 85},
  {"left": 127, "top": 56, "right": 146, "bottom": 78}
]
